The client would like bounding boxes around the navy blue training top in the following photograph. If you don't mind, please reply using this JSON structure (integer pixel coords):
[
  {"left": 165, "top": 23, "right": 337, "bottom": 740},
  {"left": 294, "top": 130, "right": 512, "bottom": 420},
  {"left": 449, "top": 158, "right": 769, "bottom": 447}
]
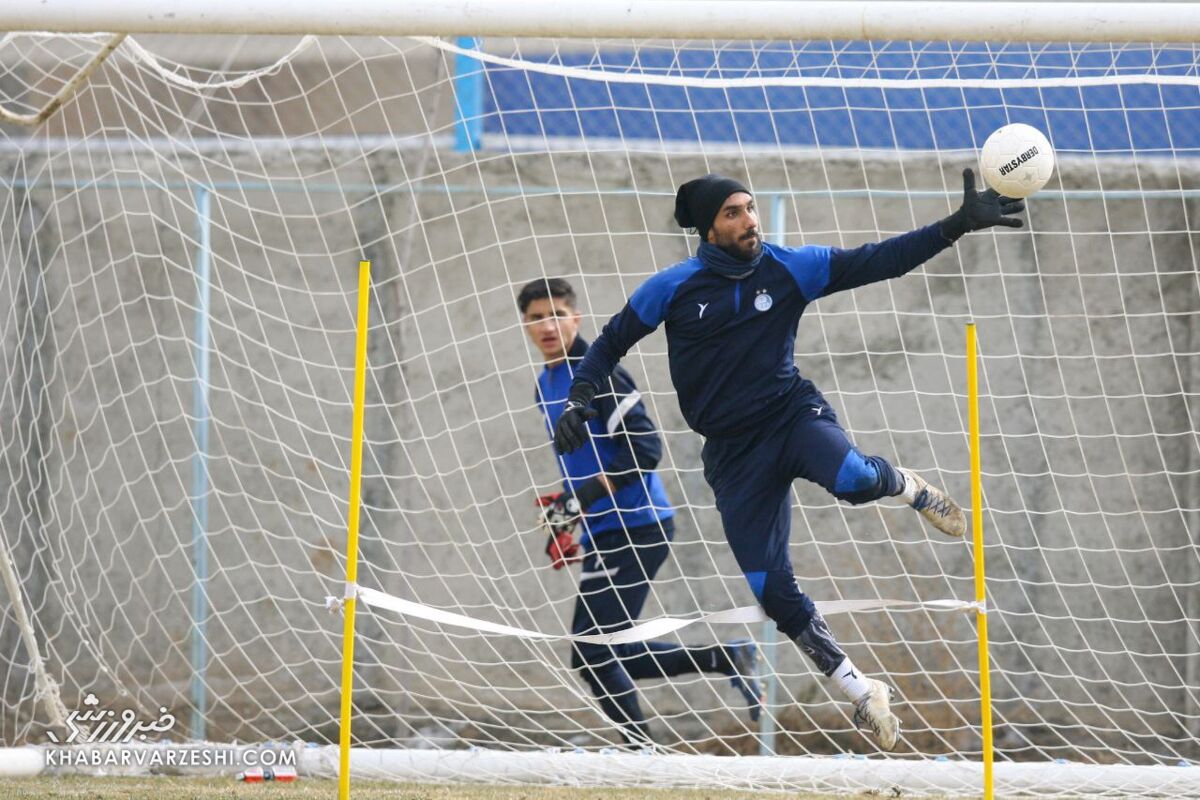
[
  {"left": 573, "top": 224, "right": 953, "bottom": 439},
  {"left": 537, "top": 336, "right": 674, "bottom": 545}
]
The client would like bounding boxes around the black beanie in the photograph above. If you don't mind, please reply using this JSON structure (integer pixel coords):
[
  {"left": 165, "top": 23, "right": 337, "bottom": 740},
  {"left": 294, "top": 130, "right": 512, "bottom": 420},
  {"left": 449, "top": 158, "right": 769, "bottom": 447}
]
[{"left": 673, "top": 174, "right": 751, "bottom": 241}]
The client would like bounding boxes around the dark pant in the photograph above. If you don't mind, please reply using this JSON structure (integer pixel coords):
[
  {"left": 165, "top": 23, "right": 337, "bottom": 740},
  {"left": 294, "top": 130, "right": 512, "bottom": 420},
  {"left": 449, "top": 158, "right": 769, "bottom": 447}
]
[
  {"left": 701, "top": 388, "right": 901, "bottom": 642},
  {"left": 570, "top": 517, "right": 734, "bottom": 743}
]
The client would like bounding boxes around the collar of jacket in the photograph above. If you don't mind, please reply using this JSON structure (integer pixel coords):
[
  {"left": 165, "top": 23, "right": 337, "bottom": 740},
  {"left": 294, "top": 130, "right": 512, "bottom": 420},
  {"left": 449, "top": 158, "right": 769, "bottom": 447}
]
[
  {"left": 697, "top": 240, "right": 764, "bottom": 279},
  {"left": 547, "top": 334, "right": 589, "bottom": 373},
  {"left": 567, "top": 335, "right": 589, "bottom": 361}
]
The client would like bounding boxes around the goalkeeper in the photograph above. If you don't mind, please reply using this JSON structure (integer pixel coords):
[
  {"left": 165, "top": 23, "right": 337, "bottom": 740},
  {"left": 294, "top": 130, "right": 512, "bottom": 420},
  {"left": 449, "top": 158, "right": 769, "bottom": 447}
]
[
  {"left": 554, "top": 171, "right": 1024, "bottom": 751},
  {"left": 520, "top": 278, "right": 762, "bottom": 746}
]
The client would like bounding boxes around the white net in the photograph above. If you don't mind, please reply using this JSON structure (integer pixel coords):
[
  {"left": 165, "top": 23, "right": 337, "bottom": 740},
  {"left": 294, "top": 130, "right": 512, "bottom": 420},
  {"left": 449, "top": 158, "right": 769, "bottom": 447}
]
[{"left": 1, "top": 32, "right": 1199, "bottom": 795}]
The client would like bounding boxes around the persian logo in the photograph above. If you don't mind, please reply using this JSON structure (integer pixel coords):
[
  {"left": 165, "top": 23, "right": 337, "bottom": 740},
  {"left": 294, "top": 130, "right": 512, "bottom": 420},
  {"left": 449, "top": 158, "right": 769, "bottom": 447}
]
[
  {"left": 47, "top": 693, "right": 176, "bottom": 744},
  {"left": 754, "top": 288, "right": 772, "bottom": 312}
]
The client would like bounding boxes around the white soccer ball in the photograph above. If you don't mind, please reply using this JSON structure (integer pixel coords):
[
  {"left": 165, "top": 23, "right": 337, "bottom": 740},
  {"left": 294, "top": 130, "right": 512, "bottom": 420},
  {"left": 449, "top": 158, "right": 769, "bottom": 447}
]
[{"left": 979, "top": 123, "right": 1055, "bottom": 199}]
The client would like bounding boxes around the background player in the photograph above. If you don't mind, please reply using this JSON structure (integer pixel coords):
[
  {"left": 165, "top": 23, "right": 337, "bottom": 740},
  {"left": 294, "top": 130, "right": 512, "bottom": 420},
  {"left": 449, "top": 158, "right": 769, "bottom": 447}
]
[
  {"left": 552, "top": 171, "right": 1024, "bottom": 750},
  {"left": 519, "top": 277, "right": 763, "bottom": 746}
]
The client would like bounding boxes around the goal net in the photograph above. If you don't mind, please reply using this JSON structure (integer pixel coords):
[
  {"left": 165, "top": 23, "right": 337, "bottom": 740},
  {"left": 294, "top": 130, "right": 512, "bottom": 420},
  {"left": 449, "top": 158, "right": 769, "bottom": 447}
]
[{"left": 1, "top": 23, "right": 1198, "bottom": 796}]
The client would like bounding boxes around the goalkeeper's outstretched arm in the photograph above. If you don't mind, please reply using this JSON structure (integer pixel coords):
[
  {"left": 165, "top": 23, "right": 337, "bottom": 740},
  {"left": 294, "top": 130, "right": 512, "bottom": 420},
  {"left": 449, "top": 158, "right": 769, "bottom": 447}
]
[{"left": 817, "top": 168, "right": 1025, "bottom": 298}]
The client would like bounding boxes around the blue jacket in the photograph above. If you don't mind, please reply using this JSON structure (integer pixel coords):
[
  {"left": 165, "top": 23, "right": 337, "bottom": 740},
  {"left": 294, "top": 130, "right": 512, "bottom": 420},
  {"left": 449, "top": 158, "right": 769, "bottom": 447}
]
[
  {"left": 537, "top": 336, "right": 674, "bottom": 544},
  {"left": 573, "top": 224, "right": 952, "bottom": 438}
]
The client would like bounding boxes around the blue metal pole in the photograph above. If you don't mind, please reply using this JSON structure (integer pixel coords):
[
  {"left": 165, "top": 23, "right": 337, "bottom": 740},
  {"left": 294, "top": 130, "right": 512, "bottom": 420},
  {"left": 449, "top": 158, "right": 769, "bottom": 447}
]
[
  {"left": 758, "top": 193, "right": 788, "bottom": 756},
  {"left": 190, "top": 186, "right": 212, "bottom": 741},
  {"left": 453, "top": 37, "right": 483, "bottom": 152}
]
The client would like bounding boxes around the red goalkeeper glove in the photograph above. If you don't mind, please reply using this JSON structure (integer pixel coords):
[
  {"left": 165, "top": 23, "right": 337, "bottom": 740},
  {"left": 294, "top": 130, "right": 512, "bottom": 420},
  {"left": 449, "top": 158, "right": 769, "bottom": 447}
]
[
  {"left": 537, "top": 493, "right": 582, "bottom": 569},
  {"left": 545, "top": 530, "right": 580, "bottom": 570}
]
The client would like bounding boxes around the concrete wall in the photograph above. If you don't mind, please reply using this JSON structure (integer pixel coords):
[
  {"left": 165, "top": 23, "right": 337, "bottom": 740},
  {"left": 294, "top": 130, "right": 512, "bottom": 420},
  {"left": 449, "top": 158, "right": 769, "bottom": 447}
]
[{"left": 0, "top": 41, "right": 1197, "bottom": 761}]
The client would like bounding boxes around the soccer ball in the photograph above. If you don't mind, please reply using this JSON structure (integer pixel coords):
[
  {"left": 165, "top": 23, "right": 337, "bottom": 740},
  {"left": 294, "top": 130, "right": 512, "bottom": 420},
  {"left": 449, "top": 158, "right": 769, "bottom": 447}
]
[{"left": 979, "top": 123, "right": 1055, "bottom": 199}]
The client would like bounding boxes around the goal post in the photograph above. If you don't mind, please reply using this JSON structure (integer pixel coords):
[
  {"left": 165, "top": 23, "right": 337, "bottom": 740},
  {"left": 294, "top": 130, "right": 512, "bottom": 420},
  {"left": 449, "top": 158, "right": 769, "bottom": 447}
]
[
  {"left": 1, "top": 4, "right": 1199, "bottom": 797},
  {"left": 4, "top": 1, "right": 1200, "bottom": 41},
  {"left": 336, "top": 259, "right": 371, "bottom": 800},
  {"left": 966, "top": 320, "right": 994, "bottom": 798}
]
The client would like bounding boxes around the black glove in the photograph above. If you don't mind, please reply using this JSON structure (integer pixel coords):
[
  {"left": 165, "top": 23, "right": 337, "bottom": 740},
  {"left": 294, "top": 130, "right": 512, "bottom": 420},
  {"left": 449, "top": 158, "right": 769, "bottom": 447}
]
[
  {"left": 940, "top": 168, "right": 1025, "bottom": 241},
  {"left": 553, "top": 381, "right": 598, "bottom": 454}
]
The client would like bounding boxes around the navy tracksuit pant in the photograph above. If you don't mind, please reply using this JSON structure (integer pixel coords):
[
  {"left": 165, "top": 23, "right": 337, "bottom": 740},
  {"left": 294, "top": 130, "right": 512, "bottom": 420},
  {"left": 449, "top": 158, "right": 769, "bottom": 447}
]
[
  {"left": 570, "top": 517, "right": 735, "bottom": 743},
  {"left": 701, "top": 386, "right": 902, "bottom": 641}
]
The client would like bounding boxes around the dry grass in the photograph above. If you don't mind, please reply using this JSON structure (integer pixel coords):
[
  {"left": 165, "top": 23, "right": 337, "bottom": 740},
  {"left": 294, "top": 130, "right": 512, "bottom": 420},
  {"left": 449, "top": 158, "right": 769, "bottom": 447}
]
[{"left": 0, "top": 775, "right": 862, "bottom": 800}]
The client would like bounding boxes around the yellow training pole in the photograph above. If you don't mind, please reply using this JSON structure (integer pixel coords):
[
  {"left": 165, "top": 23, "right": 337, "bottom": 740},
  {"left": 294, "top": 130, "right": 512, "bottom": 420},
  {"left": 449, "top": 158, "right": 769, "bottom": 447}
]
[
  {"left": 967, "top": 321, "right": 994, "bottom": 800},
  {"left": 338, "top": 260, "right": 371, "bottom": 800}
]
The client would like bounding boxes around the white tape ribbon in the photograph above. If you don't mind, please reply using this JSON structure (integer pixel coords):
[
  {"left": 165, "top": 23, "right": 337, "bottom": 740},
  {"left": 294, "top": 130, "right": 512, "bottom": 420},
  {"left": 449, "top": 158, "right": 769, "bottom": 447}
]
[{"left": 351, "top": 585, "right": 981, "bottom": 646}]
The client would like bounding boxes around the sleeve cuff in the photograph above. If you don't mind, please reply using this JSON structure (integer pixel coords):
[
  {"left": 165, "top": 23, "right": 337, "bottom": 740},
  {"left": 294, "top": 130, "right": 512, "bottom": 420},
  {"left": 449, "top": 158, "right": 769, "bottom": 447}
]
[
  {"left": 573, "top": 478, "right": 610, "bottom": 511},
  {"left": 939, "top": 212, "right": 968, "bottom": 242}
]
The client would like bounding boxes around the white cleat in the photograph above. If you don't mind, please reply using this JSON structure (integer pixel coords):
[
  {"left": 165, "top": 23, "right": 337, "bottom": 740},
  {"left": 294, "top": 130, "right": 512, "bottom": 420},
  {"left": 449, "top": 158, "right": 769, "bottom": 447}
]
[
  {"left": 853, "top": 679, "right": 900, "bottom": 752},
  {"left": 899, "top": 467, "right": 966, "bottom": 538}
]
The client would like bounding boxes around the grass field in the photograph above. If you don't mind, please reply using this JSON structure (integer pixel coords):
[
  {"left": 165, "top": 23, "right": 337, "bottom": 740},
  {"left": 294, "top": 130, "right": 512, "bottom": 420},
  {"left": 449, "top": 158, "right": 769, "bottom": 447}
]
[{"left": 0, "top": 776, "right": 864, "bottom": 800}]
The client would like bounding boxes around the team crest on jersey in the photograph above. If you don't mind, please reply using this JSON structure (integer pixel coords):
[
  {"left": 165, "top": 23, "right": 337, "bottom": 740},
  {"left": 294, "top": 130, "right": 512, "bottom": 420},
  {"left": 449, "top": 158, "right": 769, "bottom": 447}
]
[{"left": 754, "top": 288, "right": 773, "bottom": 312}]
